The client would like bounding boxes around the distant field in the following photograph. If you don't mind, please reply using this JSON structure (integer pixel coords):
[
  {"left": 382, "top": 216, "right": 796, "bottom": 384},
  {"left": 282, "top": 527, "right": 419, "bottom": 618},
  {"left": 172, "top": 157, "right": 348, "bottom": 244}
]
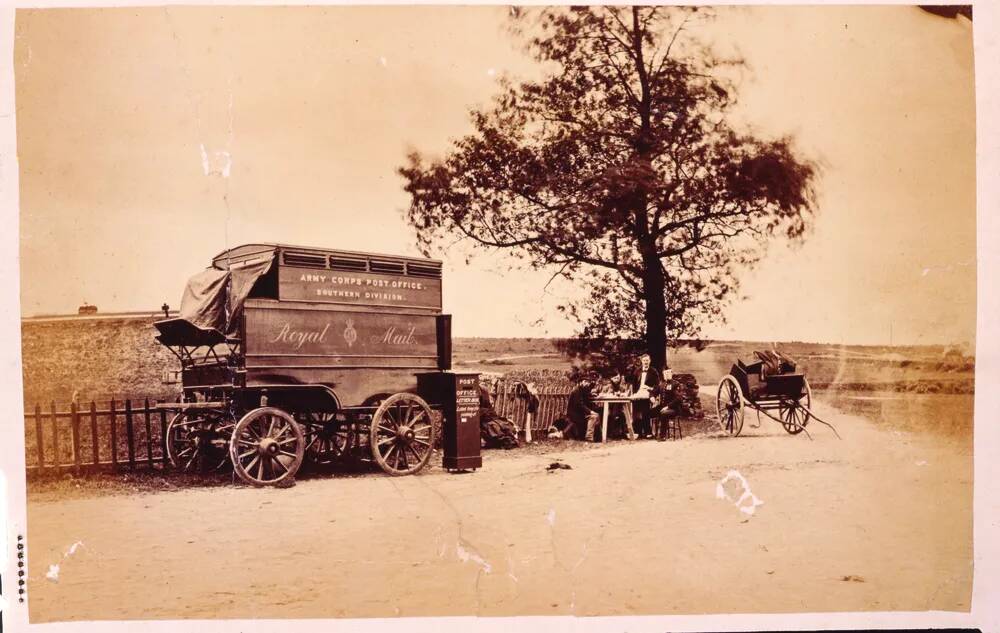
[
  {"left": 453, "top": 337, "right": 975, "bottom": 438},
  {"left": 454, "top": 337, "right": 974, "bottom": 390}
]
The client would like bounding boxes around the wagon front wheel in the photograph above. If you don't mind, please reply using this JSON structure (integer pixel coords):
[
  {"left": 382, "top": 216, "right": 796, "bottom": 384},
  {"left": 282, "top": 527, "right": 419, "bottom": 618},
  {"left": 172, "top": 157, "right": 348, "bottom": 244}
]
[
  {"left": 229, "top": 407, "right": 305, "bottom": 487},
  {"left": 370, "top": 393, "right": 435, "bottom": 476},
  {"left": 716, "top": 375, "right": 745, "bottom": 436}
]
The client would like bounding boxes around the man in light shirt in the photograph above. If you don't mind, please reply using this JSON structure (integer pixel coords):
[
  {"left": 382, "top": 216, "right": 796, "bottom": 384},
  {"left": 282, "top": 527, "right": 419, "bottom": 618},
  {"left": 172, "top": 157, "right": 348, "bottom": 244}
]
[{"left": 629, "top": 353, "right": 661, "bottom": 438}]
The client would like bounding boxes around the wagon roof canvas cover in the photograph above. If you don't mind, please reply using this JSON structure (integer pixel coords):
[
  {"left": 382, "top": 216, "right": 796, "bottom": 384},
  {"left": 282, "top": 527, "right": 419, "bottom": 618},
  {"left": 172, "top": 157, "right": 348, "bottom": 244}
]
[{"left": 156, "top": 247, "right": 277, "bottom": 344}]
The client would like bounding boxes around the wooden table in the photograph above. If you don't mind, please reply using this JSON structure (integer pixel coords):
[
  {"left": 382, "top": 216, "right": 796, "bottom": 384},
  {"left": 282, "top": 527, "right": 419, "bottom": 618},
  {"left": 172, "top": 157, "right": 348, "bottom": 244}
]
[{"left": 592, "top": 395, "right": 637, "bottom": 443}]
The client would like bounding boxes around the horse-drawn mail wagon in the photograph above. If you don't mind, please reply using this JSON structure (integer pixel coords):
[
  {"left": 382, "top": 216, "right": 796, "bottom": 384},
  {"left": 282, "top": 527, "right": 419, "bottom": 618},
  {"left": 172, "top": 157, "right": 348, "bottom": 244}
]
[{"left": 154, "top": 243, "right": 452, "bottom": 485}]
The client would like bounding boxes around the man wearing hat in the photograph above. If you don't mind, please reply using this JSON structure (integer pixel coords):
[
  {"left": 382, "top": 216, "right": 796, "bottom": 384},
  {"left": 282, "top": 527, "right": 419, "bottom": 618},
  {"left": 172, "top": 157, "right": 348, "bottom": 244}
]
[
  {"left": 651, "top": 367, "right": 680, "bottom": 440},
  {"left": 566, "top": 373, "right": 602, "bottom": 442}
]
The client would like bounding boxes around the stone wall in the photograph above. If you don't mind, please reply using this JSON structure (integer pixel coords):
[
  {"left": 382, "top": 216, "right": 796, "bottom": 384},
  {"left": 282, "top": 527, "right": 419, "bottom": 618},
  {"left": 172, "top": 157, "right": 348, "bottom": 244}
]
[{"left": 20, "top": 316, "right": 180, "bottom": 407}]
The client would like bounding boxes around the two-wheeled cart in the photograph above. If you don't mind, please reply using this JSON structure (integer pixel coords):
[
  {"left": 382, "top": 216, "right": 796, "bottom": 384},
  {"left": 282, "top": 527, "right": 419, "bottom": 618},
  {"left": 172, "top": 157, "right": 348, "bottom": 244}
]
[{"left": 716, "top": 352, "right": 840, "bottom": 439}]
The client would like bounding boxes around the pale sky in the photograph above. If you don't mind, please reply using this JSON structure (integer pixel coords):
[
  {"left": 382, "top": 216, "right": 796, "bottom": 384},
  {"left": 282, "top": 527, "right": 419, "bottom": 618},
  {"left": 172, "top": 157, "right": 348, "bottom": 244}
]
[{"left": 14, "top": 5, "right": 976, "bottom": 346}]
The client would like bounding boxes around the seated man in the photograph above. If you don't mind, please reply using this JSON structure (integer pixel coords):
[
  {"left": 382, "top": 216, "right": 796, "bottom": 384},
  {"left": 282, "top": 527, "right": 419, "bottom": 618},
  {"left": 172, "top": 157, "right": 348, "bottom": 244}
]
[
  {"left": 652, "top": 367, "right": 680, "bottom": 441},
  {"left": 600, "top": 372, "right": 635, "bottom": 440},
  {"left": 565, "top": 375, "right": 602, "bottom": 442},
  {"left": 602, "top": 372, "right": 628, "bottom": 396}
]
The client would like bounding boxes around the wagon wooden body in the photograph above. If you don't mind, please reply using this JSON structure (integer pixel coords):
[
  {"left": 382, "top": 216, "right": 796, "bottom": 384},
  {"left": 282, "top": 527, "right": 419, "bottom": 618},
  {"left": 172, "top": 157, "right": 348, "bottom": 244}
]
[{"left": 154, "top": 243, "right": 450, "bottom": 485}]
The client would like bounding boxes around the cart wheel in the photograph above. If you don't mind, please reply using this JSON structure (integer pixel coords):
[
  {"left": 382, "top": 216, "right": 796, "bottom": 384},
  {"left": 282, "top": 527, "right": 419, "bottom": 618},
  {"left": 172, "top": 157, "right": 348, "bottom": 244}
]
[
  {"left": 296, "top": 412, "right": 353, "bottom": 465},
  {"left": 166, "top": 411, "right": 231, "bottom": 473},
  {"left": 779, "top": 379, "right": 812, "bottom": 435},
  {"left": 229, "top": 407, "right": 305, "bottom": 487},
  {"left": 370, "top": 393, "right": 436, "bottom": 476},
  {"left": 716, "top": 375, "right": 745, "bottom": 436},
  {"left": 803, "top": 378, "right": 813, "bottom": 425}
]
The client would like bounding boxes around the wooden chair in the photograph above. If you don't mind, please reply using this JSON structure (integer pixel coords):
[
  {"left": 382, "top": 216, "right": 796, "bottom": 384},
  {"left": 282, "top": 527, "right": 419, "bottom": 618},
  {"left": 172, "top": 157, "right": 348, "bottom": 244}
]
[{"left": 656, "top": 407, "right": 682, "bottom": 440}]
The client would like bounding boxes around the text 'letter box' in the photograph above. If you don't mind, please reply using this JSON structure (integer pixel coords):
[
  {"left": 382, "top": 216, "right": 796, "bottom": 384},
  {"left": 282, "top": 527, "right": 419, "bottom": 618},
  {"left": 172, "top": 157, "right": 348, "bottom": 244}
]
[{"left": 417, "top": 372, "right": 482, "bottom": 471}]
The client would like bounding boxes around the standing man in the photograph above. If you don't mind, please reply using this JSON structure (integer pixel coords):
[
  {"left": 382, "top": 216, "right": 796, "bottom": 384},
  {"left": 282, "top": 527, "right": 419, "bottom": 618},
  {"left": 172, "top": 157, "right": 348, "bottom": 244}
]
[{"left": 629, "top": 353, "right": 661, "bottom": 439}]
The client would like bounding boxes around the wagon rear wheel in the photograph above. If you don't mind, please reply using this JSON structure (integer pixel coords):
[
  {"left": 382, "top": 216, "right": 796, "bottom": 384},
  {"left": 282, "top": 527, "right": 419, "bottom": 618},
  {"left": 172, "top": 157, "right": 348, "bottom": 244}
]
[
  {"left": 370, "top": 393, "right": 435, "bottom": 476},
  {"left": 779, "top": 379, "right": 812, "bottom": 435},
  {"left": 296, "top": 412, "right": 353, "bottom": 465},
  {"left": 166, "top": 411, "right": 231, "bottom": 473},
  {"left": 229, "top": 407, "right": 305, "bottom": 486},
  {"left": 716, "top": 375, "right": 745, "bottom": 436}
]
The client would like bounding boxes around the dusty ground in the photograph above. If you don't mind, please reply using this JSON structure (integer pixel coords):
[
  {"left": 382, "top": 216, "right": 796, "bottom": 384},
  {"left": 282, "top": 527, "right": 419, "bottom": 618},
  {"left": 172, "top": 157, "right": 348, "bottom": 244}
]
[{"left": 25, "top": 400, "right": 972, "bottom": 622}]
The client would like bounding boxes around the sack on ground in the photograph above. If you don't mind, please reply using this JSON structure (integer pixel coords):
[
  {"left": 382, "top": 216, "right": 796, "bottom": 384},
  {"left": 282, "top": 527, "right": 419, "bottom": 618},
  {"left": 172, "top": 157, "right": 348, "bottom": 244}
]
[{"left": 482, "top": 416, "right": 519, "bottom": 449}]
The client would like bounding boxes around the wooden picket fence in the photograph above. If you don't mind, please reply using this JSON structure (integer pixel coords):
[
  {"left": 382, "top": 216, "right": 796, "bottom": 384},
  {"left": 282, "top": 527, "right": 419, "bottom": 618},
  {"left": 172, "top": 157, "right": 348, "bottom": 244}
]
[
  {"left": 23, "top": 385, "right": 575, "bottom": 475},
  {"left": 490, "top": 380, "right": 572, "bottom": 433},
  {"left": 24, "top": 399, "right": 172, "bottom": 475}
]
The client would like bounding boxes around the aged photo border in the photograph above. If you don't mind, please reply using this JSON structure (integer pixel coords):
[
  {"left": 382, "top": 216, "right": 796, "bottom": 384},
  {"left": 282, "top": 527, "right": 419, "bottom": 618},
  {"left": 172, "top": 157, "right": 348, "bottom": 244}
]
[{"left": 0, "top": 0, "right": 997, "bottom": 630}]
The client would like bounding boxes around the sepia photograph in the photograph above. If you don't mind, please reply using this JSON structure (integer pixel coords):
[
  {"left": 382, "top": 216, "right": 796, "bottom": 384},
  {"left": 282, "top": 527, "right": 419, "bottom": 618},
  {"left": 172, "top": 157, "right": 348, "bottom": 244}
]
[{"left": 4, "top": 2, "right": 989, "bottom": 627}]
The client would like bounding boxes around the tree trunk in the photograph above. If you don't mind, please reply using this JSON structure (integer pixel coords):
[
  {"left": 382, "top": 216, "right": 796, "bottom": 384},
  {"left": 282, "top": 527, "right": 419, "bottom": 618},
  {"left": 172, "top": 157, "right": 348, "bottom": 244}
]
[{"left": 641, "top": 250, "right": 668, "bottom": 372}]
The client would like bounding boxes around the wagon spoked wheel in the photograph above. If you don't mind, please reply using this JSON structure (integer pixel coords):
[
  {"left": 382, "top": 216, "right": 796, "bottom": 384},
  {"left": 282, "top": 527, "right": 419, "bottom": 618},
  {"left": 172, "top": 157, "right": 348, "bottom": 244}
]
[
  {"left": 370, "top": 393, "right": 436, "bottom": 476},
  {"left": 229, "top": 407, "right": 305, "bottom": 487},
  {"left": 166, "top": 411, "right": 230, "bottom": 473},
  {"left": 716, "top": 375, "right": 745, "bottom": 437},
  {"left": 297, "top": 412, "right": 353, "bottom": 465},
  {"left": 779, "top": 379, "right": 812, "bottom": 435}
]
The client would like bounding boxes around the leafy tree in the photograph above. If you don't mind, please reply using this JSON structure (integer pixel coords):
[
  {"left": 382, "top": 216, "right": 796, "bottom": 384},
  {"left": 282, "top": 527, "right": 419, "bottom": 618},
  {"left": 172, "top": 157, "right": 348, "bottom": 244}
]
[{"left": 400, "top": 6, "right": 818, "bottom": 372}]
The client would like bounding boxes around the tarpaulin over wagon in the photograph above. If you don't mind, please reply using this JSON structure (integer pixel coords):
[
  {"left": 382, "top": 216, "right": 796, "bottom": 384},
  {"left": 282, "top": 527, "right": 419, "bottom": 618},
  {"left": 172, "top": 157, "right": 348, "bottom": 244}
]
[
  {"left": 157, "top": 250, "right": 276, "bottom": 344},
  {"left": 178, "top": 267, "right": 229, "bottom": 333}
]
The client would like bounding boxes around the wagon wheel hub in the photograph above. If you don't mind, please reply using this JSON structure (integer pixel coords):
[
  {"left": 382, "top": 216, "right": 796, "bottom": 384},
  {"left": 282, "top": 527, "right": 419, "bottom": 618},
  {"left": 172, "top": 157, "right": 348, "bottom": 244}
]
[
  {"left": 397, "top": 425, "right": 416, "bottom": 443},
  {"left": 258, "top": 437, "right": 280, "bottom": 455}
]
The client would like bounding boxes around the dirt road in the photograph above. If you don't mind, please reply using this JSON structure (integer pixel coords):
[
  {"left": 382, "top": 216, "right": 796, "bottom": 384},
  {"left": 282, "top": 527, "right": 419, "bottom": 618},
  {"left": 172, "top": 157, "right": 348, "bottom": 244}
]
[{"left": 26, "top": 403, "right": 972, "bottom": 622}]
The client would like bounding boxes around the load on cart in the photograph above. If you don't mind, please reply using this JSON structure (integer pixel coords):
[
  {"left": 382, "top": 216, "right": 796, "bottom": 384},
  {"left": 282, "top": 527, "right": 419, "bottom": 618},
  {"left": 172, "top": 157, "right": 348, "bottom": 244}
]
[{"left": 154, "top": 243, "right": 456, "bottom": 486}]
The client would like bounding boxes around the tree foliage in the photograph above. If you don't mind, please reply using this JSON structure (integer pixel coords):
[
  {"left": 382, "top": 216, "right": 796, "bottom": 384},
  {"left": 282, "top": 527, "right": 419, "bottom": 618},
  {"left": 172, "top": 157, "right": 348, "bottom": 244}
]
[{"left": 400, "top": 6, "right": 818, "bottom": 372}]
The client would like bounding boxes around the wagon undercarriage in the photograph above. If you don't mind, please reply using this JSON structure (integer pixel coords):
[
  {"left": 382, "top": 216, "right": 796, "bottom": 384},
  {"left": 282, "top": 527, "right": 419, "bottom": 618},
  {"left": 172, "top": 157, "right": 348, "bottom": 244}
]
[{"left": 159, "top": 392, "right": 438, "bottom": 485}]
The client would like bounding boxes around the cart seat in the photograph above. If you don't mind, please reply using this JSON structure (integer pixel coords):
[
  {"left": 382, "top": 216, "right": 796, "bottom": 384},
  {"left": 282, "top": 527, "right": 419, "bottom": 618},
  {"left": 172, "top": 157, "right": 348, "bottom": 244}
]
[{"left": 154, "top": 318, "right": 237, "bottom": 348}]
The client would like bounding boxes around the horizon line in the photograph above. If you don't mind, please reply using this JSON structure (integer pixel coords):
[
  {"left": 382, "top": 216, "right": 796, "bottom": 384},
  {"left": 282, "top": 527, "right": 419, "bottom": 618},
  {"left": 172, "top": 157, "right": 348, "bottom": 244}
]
[{"left": 19, "top": 309, "right": 974, "bottom": 350}]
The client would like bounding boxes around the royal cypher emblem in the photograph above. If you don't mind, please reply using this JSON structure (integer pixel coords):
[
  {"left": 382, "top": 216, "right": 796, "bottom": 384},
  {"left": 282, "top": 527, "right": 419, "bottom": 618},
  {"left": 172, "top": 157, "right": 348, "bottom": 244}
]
[{"left": 343, "top": 319, "right": 358, "bottom": 347}]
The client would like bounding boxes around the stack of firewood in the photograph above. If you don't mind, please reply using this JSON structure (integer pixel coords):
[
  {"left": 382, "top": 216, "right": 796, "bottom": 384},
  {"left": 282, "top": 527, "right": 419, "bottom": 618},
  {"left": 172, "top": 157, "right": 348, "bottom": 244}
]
[{"left": 671, "top": 373, "right": 704, "bottom": 420}]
